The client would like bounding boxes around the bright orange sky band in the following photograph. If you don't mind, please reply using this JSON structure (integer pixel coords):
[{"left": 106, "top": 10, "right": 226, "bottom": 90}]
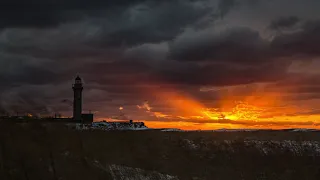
[{"left": 96, "top": 82, "right": 320, "bottom": 130}]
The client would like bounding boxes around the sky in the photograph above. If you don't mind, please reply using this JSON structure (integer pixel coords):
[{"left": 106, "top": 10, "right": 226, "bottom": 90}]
[{"left": 1, "top": 0, "right": 320, "bottom": 130}]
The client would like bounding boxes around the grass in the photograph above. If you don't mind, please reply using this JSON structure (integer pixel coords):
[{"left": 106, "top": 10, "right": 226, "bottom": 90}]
[{"left": 0, "top": 121, "right": 319, "bottom": 180}]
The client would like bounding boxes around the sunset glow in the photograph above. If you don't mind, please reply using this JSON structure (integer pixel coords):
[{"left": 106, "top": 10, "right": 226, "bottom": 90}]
[{"left": 98, "top": 82, "right": 320, "bottom": 130}]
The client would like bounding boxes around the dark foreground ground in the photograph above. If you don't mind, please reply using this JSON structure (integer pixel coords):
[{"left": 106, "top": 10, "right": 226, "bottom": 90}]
[{"left": 0, "top": 122, "right": 320, "bottom": 180}]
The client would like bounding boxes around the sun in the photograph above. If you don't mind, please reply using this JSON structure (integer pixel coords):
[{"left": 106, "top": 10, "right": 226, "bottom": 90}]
[{"left": 199, "top": 101, "right": 263, "bottom": 121}]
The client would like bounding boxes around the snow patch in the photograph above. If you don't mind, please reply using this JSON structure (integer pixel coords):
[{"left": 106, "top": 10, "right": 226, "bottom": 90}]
[
  {"left": 181, "top": 140, "right": 320, "bottom": 156},
  {"left": 244, "top": 140, "right": 320, "bottom": 155},
  {"left": 92, "top": 160, "right": 179, "bottom": 180},
  {"left": 181, "top": 139, "right": 199, "bottom": 150},
  {"left": 74, "top": 121, "right": 149, "bottom": 131},
  {"left": 108, "top": 164, "right": 179, "bottom": 180},
  {"left": 290, "top": 129, "right": 319, "bottom": 132}
]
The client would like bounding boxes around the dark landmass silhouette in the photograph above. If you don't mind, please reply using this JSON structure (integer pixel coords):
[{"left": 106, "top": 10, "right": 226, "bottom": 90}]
[{"left": 0, "top": 121, "right": 320, "bottom": 180}]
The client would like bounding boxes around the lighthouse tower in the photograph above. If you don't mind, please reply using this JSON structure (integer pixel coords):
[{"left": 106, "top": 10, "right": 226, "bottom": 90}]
[{"left": 72, "top": 76, "right": 83, "bottom": 122}]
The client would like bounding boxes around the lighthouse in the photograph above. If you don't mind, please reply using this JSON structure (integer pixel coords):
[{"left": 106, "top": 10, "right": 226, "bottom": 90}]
[{"left": 72, "top": 76, "right": 83, "bottom": 122}]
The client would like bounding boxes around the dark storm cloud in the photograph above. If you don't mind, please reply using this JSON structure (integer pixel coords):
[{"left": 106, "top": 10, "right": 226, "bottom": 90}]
[
  {"left": 124, "top": 42, "right": 169, "bottom": 61},
  {"left": 0, "top": 0, "right": 147, "bottom": 28},
  {"left": 0, "top": 56, "right": 72, "bottom": 86},
  {"left": 218, "top": 0, "right": 236, "bottom": 17},
  {"left": 170, "top": 19, "right": 320, "bottom": 68},
  {"left": 0, "top": 0, "right": 215, "bottom": 53},
  {"left": 87, "top": 1, "right": 213, "bottom": 47},
  {"left": 0, "top": 0, "right": 213, "bottom": 62},
  {"left": 0, "top": 84, "right": 68, "bottom": 115},
  {"left": 271, "top": 20, "right": 320, "bottom": 57},
  {"left": 263, "top": 73, "right": 320, "bottom": 101},
  {"left": 169, "top": 27, "right": 270, "bottom": 64},
  {"left": 268, "top": 16, "right": 300, "bottom": 30},
  {"left": 270, "top": 73, "right": 320, "bottom": 88},
  {"left": 155, "top": 62, "right": 288, "bottom": 86},
  {"left": 78, "top": 57, "right": 289, "bottom": 88}
]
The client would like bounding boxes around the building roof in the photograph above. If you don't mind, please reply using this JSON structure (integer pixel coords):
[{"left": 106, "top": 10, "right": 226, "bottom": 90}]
[{"left": 75, "top": 76, "right": 81, "bottom": 80}]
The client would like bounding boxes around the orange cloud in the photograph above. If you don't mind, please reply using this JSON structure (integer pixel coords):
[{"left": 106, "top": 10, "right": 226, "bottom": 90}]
[{"left": 137, "top": 100, "right": 152, "bottom": 111}]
